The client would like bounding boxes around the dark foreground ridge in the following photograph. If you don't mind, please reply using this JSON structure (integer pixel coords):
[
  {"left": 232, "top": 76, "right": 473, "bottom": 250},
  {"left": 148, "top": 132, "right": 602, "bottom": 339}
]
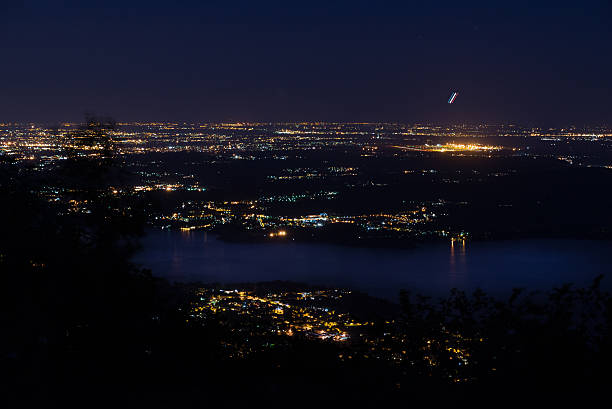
[{"left": 3, "top": 274, "right": 612, "bottom": 408}]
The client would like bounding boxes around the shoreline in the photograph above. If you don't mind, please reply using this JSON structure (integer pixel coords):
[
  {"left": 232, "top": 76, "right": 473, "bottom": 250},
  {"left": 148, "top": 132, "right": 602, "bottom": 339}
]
[{"left": 149, "top": 223, "right": 612, "bottom": 250}]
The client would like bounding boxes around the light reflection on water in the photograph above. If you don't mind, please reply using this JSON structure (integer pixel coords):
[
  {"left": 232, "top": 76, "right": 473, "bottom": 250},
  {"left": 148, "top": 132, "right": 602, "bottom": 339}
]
[{"left": 133, "top": 229, "right": 612, "bottom": 301}]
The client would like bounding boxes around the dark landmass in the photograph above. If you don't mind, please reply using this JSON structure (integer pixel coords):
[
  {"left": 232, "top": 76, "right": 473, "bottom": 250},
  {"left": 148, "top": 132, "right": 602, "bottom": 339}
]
[
  {"left": 4, "top": 275, "right": 612, "bottom": 408},
  {"left": 3, "top": 120, "right": 612, "bottom": 407}
]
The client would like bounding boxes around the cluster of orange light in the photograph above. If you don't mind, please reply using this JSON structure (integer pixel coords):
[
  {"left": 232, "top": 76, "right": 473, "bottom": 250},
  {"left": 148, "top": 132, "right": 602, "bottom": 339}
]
[{"left": 394, "top": 143, "right": 503, "bottom": 153}]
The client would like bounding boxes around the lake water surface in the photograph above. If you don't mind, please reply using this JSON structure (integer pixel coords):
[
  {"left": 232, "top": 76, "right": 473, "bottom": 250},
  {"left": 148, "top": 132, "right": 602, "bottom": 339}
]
[{"left": 132, "top": 229, "right": 612, "bottom": 300}]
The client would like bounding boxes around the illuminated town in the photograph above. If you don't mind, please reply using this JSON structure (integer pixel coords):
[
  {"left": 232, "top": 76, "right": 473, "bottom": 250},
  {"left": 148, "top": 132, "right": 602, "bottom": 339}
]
[
  {"left": 186, "top": 284, "right": 476, "bottom": 383},
  {"left": 2, "top": 121, "right": 612, "bottom": 246}
]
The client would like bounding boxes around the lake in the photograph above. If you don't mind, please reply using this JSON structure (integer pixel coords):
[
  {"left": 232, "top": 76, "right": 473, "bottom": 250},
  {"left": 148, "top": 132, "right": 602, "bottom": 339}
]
[{"left": 132, "top": 229, "right": 612, "bottom": 301}]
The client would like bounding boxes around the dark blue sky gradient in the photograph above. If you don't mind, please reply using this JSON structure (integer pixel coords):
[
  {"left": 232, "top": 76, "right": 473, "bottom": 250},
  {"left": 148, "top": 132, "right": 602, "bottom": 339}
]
[{"left": 1, "top": 1, "right": 611, "bottom": 124}]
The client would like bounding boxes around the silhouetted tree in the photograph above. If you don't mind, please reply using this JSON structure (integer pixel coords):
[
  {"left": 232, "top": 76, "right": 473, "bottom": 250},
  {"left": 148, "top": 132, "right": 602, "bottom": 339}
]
[
  {"left": 399, "top": 277, "right": 612, "bottom": 403},
  {"left": 0, "top": 116, "right": 155, "bottom": 397}
]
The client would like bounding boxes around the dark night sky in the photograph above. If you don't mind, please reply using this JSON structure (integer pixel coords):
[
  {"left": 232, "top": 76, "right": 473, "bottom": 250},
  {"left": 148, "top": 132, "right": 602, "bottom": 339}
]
[{"left": 1, "top": 0, "right": 611, "bottom": 125}]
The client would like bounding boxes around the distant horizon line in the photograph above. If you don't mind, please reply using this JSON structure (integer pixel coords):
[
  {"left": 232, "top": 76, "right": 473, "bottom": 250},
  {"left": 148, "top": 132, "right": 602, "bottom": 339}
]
[{"left": 1, "top": 121, "right": 611, "bottom": 129}]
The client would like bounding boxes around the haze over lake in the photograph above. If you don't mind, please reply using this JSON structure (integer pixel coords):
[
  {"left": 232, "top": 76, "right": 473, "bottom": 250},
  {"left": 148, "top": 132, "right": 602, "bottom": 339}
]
[{"left": 133, "top": 229, "right": 612, "bottom": 300}]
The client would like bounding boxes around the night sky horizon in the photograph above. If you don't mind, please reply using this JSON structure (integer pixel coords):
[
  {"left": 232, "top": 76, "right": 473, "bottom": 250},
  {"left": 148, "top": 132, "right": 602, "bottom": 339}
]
[{"left": 2, "top": 0, "right": 611, "bottom": 126}]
